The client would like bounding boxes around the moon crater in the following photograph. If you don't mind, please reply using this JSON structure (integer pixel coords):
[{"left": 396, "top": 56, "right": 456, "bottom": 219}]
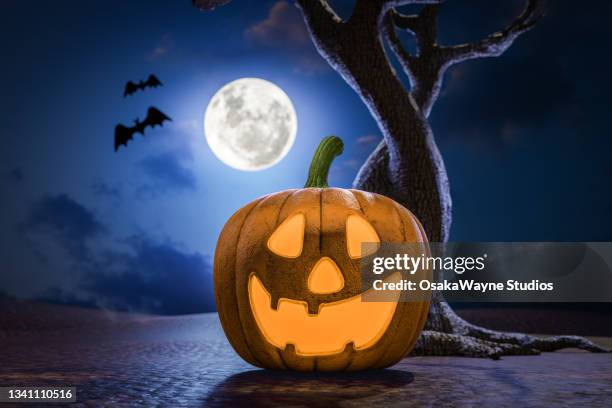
[{"left": 204, "top": 78, "right": 297, "bottom": 171}]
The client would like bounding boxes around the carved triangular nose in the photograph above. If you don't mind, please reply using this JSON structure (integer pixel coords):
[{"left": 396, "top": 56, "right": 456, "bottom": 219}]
[{"left": 307, "top": 257, "right": 344, "bottom": 294}]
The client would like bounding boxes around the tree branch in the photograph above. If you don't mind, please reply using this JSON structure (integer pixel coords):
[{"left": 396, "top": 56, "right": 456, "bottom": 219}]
[
  {"left": 376, "top": 0, "right": 442, "bottom": 10},
  {"left": 392, "top": 11, "right": 419, "bottom": 34},
  {"left": 295, "top": 0, "right": 342, "bottom": 24},
  {"left": 294, "top": 0, "right": 342, "bottom": 30},
  {"left": 192, "top": 0, "right": 231, "bottom": 11},
  {"left": 441, "top": 0, "right": 545, "bottom": 64},
  {"left": 383, "top": 11, "right": 416, "bottom": 73},
  {"left": 349, "top": 0, "right": 441, "bottom": 32},
  {"left": 383, "top": 0, "right": 544, "bottom": 117},
  {"left": 383, "top": 6, "right": 445, "bottom": 117},
  {"left": 294, "top": 0, "right": 343, "bottom": 62},
  {"left": 398, "top": 5, "right": 439, "bottom": 53}
]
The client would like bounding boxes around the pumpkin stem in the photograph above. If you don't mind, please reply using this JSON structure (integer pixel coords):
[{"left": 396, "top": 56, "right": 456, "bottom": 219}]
[{"left": 304, "top": 136, "right": 344, "bottom": 188}]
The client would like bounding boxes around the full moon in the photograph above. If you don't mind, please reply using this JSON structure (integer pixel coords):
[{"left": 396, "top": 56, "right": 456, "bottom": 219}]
[{"left": 204, "top": 78, "right": 297, "bottom": 171}]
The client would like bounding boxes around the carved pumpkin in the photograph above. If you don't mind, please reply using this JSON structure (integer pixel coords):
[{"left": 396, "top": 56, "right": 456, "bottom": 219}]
[{"left": 214, "top": 136, "right": 430, "bottom": 371}]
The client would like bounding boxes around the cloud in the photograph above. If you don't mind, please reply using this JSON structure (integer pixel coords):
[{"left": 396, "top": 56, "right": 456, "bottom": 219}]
[
  {"left": 431, "top": 1, "right": 586, "bottom": 147},
  {"left": 92, "top": 180, "right": 121, "bottom": 202},
  {"left": 245, "top": 1, "right": 309, "bottom": 47},
  {"left": 13, "top": 194, "right": 215, "bottom": 315},
  {"left": 147, "top": 34, "right": 173, "bottom": 60},
  {"left": 245, "top": 1, "right": 328, "bottom": 74},
  {"left": 24, "top": 194, "right": 105, "bottom": 260},
  {"left": 85, "top": 238, "right": 215, "bottom": 315},
  {"left": 26, "top": 194, "right": 105, "bottom": 241},
  {"left": 340, "top": 158, "right": 360, "bottom": 169},
  {"left": 356, "top": 135, "right": 380, "bottom": 145},
  {"left": 138, "top": 149, "right": 197, "bottom": 196},
  {"left": 438, "top": 55, "right": 576, "bottom": 146},
  {"left": 192, "top": 0, "right": 232, "bottom": 11},
  {"left": 7, "top": 167, "right": 24, "bottom": 182},
  {"left": 173, "top": 119, "right": 200, "bottom": 133}
]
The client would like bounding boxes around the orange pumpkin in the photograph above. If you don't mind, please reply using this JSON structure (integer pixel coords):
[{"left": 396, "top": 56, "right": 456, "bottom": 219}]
[{"left": 214, "top": 136, "right": 430, "bottom": 371}]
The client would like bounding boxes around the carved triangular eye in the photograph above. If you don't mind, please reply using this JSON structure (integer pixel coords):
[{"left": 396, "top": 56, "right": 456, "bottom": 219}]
[
  {"left": 346, "top": 214, "right": 380, "bottom": 259},
  {"left": 267, "top": 213, "right": 305, "bottom": 258}
]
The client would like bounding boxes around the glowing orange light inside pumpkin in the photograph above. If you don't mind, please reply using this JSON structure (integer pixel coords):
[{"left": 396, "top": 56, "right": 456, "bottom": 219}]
[
  {"left": 267, "top": 212, "right": 305, "bottom": 258},
  {"left": 248, "top": 272, "right": 402, "bottom": 356}
]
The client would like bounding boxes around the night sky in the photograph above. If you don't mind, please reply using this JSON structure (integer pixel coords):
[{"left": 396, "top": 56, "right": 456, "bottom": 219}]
[{"left": 1, "top": 0, "right": 611, "bottom": 314}]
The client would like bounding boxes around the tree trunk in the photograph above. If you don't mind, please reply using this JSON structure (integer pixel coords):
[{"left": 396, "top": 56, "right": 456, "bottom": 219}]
[
  {"left": 351, "top": 91, "right": 607, "bottom": 356},
  {"left": 294, "top": 0, "right": 608, "bottom": 357},
  {"left": 197, "top": 0, "right": 607, "bottom": 358},
  {"left": 334, "top": 6, "right": 454, "bottom": 337},
  {"left": 337, "top": 10, "right": 452, "bottom": 242}
]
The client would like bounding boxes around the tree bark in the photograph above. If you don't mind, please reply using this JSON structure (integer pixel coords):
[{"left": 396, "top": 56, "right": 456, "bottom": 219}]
[
  {"left": 297, "top": 0, "right": 452, "bottom": 245},
  {"left": 293, "top": 0, "right": 607, "bottom": 356},
  {"left": 195, "top": 0, "right": 607, "bottom": 357}
]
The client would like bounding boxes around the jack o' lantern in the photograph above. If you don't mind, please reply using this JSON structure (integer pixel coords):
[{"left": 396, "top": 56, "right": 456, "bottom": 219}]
[{"left": 214, "top": 136, "right": 430, "bottom": 371}]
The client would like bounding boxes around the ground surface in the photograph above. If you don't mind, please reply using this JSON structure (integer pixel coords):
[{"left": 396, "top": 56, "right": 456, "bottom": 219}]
[{"left": 1, "top": 300, "right": 611, "bottom": 407}]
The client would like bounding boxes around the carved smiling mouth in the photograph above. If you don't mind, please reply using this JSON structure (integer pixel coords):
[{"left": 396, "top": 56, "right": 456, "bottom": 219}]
[{"left": 248, "top": 272, "right": 402, "bottom": 356}]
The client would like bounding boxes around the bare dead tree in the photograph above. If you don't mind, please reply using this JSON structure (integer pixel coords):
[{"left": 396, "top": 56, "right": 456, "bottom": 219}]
[{"left": 196, "top": 0, "right": 607, "bottom": 357}]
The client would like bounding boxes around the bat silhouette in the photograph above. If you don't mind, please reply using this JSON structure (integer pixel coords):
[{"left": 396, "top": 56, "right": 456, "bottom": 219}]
[
  {"left": 123, "top": 74, "right": 163, "bottom": 97},
  {"left": 114, "top": 107, "right": 172, "bottom": 151}
]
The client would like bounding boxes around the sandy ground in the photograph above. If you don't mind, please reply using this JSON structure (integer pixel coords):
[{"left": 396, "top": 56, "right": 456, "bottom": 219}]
[{"left": 1, "top": 300, "right": 611, "bottom": 407}]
